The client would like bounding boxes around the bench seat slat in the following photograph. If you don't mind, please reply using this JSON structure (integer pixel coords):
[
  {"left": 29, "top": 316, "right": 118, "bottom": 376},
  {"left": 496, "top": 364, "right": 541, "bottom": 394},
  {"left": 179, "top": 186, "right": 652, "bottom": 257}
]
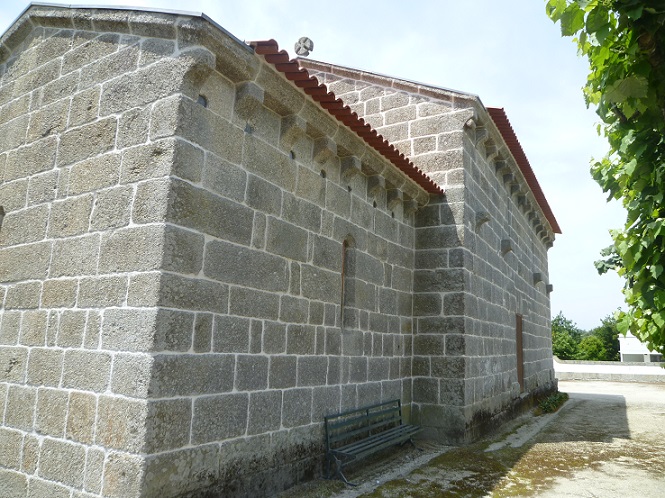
[
  {"left": 328, "top": 413, "right": 400, "bottom": 433},
  {"left": 339, "top": 432, "right": 417, "bottom": 462},
  {"left": 327, "top": 415, "right": 402, "bottom": 443},
  {"left": 333, "top": 425, "right": 421, "bottom": 459},
  {"left": 324, "top": 399, "right": 421, "bottom": 483},
  {"left": 326, "top": 408, "right": 400, "bottom": 430}
]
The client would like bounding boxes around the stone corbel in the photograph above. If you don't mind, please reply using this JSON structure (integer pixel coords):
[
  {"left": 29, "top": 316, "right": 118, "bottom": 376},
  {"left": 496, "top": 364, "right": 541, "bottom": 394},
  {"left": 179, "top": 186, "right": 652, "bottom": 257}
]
[
  {"left": 235, "top": 82, "right": 264, "bottom": 121},
  {"left": 501, "top": 239, "right": 513, "bottom": 255},
  {"left": 475, "top": 211, "right": 490, "bottom": 230},
  {"left": 474, "top": 124, "right": 490, "bottom": 148},
  {"left": 367, "top": 175, "right": 385, "bottom": 198},
  {"left": 485, "top": 142, "right": 499, "bottom": 162},
  {"left": 313, "top": 136, "right": 336, "bottom": 164},
  {"left": 360, "top": 155, "right": 385, "bottom": 176},
  {"left": 533, "top": 272, "right": 543, "bottom": 285},
  {"left": 387, "top": 188, "right": 403, "bottom": 210},
  {"left": 495, "top": 160, "right": 511, "bottom": 175},
  {"left": 341, "top": 156, "right": 361, "bottom": 180},
  {"left": 403, "top": 199, "right": 419, "bottom": 214},
  {"left": 280, "top": 115, "right": 307, "bottom": 149}
]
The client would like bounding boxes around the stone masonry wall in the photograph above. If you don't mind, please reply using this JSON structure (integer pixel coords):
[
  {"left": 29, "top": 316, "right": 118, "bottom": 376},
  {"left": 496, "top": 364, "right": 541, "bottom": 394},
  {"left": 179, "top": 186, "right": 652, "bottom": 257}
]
[
  {"left": 461, "top": 121, "right": 556, "bottom": 440},
  {"left": 306, "top": 61, "right": 556, "bottom": 442},
  {"left": 0, "top": 6, "right": 557, "bottom": 496},
  {"left": 0, "top": 7, "right": 430, "bottom": 497},
  {"left": 144, "top": 54, "right": 423, "bottom": 498},
  {"left": 0, "top": 12, "right": 214, "bottom": 496}
]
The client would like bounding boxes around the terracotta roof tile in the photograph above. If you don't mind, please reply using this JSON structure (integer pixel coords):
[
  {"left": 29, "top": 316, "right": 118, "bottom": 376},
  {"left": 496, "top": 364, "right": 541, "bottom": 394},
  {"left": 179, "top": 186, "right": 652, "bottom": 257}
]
[
  {"left": 249, "top": 40, "right": 443, "bottom": 196},
  {"left": 488, "top": 107, "right": 561, "bottom": 234}
]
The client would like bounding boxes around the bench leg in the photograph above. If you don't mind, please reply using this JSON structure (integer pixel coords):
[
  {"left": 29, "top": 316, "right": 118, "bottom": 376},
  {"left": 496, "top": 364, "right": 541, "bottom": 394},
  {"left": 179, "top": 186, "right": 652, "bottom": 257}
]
[
  {"left": 330, "top": 455, "right": 357, "bottom": 487},
  {"left": 407, "top": 437, "right": 423, "bottom": 451}
]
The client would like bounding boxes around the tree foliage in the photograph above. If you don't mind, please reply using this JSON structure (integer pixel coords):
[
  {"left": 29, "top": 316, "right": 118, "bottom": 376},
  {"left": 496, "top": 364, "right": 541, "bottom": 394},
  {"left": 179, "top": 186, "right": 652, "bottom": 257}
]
[
  {"left": 547, "top": 1, "right": 665, "bottom": 354},
  {"left": 589, "top": 314, "right": 622, "bottom": 360},
  {"left": 551, "top": 312, "right": 621, "bottom": 361},
  {"left": 578, "top": 334, "right": 608, "bottom": 360},
  {"left": 552, "top": 311, "right": 583, "bottom": 359}
]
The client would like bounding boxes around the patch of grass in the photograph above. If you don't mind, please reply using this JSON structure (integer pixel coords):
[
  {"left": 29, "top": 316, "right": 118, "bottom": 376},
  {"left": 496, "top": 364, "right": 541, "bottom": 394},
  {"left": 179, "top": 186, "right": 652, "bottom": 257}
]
[
  {"left": 360, "top": 445, "right": 510, "bottom": 498},
  {"left": 535, "top": 391, "right": 569, "bottom": 415}
]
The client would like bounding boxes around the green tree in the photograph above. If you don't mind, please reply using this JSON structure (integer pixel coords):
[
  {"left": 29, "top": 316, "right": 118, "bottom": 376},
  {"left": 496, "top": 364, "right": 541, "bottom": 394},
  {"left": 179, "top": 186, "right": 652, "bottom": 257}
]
[
  {"left": 577, "top": 334, "right": 607, "bottom": 360},
  {"left": 588, "top": 314, "right": 621, "bottom": 360},
  {"left": 553, "top": 330, "right": 580, "bottom": 359},
  {"left": 546, "top": 0, "right": 665, "bottom": 355},
  {"left": 551, "top": 311, "right": 583, "bottom": 359}
]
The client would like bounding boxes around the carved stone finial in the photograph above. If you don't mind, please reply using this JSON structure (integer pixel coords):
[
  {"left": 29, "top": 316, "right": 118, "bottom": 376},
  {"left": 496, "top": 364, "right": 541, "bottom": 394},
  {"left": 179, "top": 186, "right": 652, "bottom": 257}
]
[{"left": 294, "top": 37, "right": 314, "bottom": 57}]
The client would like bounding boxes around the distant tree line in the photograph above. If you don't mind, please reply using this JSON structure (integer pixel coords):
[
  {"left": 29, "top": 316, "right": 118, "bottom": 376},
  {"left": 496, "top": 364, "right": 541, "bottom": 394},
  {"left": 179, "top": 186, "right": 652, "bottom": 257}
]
[{"left": 551, "top": 311, "right": 620, "bottom": 361}]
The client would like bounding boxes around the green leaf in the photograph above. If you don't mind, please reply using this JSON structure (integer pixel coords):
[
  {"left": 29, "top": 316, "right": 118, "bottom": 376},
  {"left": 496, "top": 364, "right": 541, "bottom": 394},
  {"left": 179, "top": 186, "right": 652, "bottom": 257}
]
[
  {"left": 586, "top": 5, "right": 609, "bottom": 33},
  {"left": 619, "top": 130, "right": 635, "bottom": 153},
  {"left": 560, "top": 5, "right": 586, "bottom": 35},
  {"left": 604, "top": 76, "right": 648, "bottom": 103},
  {"left": 624, "top": 158, "right": 637, "bottom": 176},
  {"left": 617, "top": 314, "right": 630, "bottom": 334},
  {"left": 625, "top": 5, "right": 644, "bottom": 20},
  {"left": 546, "top": 0, "right": 568, "bottom": 22},
  {"left": 595, "top": 23, "right": 613, "bottom": 45}
]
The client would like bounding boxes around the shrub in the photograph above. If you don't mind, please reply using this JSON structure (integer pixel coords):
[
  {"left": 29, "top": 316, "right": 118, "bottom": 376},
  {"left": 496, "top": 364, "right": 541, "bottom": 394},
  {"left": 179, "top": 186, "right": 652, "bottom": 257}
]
[{"left": 536, "top": 391, "right": 569, "bottom": 415}]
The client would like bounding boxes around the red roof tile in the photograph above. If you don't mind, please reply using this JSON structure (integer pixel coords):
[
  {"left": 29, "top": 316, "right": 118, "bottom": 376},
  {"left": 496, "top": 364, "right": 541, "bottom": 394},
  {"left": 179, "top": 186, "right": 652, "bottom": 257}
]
[
  {"left": 249, "top": 40, "right": 443, "bottom": 196},
  {"left": 488, "top": 107, "right": 561, "bottom": 234}
]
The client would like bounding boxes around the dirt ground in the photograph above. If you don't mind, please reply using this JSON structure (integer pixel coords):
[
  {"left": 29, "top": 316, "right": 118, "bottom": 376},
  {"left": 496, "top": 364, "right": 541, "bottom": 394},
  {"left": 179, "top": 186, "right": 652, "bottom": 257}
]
[{"left": 281, "top": 381, "right": 665, "bottom": 497}]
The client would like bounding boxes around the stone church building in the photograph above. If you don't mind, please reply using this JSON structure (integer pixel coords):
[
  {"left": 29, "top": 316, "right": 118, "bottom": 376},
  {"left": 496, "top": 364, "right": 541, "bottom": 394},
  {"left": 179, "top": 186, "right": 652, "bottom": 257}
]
[{"left": 0, "top": 4, "right": 560, "bottom": 497}]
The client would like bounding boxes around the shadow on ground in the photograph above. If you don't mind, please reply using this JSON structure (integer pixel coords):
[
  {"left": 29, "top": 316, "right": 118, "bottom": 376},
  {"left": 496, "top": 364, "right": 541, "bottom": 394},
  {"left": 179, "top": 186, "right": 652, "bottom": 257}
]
[
  {"left": 354, "top": 392, "right": 632, "bottom": 497},
  {"left": 282, "top": 383, "right": 665, "bottom": 498}
]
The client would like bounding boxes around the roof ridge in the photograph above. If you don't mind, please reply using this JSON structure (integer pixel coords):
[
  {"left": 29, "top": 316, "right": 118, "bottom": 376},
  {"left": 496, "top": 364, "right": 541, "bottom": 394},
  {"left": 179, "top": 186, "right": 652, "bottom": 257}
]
[{"left": 299, "top": 57, "right": 479, "bottom": 102}]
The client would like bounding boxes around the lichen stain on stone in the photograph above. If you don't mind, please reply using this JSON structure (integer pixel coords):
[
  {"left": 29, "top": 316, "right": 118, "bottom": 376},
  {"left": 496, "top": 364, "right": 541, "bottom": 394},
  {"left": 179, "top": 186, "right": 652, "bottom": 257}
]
[{"left": 355, "top": 431, "right": 665, "bottom": 498}]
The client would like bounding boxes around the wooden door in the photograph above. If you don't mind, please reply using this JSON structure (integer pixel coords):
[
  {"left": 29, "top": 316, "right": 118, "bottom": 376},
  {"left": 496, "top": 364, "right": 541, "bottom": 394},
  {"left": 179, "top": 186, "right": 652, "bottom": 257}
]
[{"left": 516, "top": 314, "right": 524, "bottom": 392}]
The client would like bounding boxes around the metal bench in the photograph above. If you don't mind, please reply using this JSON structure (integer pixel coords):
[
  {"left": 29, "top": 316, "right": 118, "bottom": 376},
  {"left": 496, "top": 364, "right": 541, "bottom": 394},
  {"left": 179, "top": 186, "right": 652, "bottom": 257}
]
[{"left": 324, "top": 399, "right": 421, "bottom": 485}]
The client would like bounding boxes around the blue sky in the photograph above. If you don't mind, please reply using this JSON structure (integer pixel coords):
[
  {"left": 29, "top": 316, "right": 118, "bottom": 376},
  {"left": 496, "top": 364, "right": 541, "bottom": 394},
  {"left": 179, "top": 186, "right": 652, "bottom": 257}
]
[{"left": 0, "top": 0, "right": 627, "bottom": 330}]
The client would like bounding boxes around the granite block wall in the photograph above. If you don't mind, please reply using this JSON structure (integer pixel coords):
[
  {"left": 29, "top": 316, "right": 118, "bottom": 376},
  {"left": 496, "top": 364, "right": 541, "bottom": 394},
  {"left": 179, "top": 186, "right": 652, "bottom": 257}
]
[
  {"left": 305, "top": 61, "right": 557, "bottom": 442},
  {"left": 139, "top": 70, "right": 422, "bottom": 497},
  {"left": 0, "top": 6, "right": 428, "bottom": 497},
  {"left": 0, "top": 5, "right": 558, "bottom": 496},
  {"left": 0, "top": 12, "right": 196, "bottom": 496}
]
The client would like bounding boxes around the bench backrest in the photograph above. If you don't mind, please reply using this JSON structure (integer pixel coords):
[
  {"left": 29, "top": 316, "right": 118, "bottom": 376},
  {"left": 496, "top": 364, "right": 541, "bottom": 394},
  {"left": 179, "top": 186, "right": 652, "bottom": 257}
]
[{"left": 324, "top": 399, "right": 404, "bottom": 450}]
